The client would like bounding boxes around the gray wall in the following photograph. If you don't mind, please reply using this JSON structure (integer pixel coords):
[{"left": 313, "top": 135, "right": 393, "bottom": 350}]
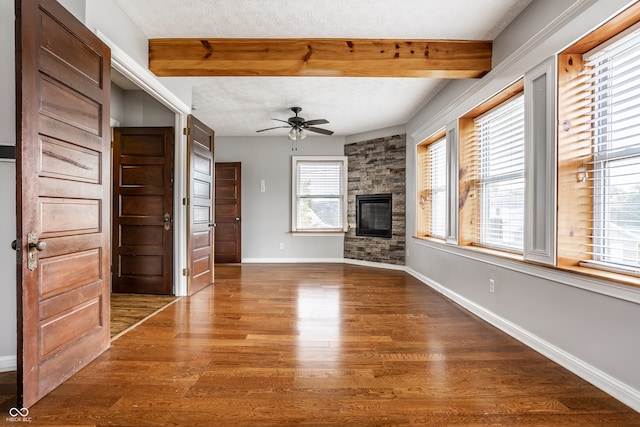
[
  {"left": 111, "top": 86, "right": 175, "bottom": 127},
  {"left": 406, "top": 0, "right": 640, "bottom": 409},
  {"left": 215, "top": 136, "right": 346, "bottom": 261}
]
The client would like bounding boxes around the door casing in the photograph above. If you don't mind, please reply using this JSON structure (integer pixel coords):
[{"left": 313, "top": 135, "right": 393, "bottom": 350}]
[{"left": 103, "top": 31, "right": 191, "bottom": 296}]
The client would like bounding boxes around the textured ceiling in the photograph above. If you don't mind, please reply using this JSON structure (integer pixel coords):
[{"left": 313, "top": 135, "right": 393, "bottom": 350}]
[{"left": 112, "top": 0, "right": 533, "bottom": 137}]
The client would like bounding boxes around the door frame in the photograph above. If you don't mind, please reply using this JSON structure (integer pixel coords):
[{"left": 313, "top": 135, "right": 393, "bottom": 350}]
[{"left": 97, "top": 31, "right": 191, "bottom": 296}]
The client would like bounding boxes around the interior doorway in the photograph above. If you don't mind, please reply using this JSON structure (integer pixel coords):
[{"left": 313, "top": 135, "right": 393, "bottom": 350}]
[
  {"left": 112, "top": 127, "right": 174, "bottom": 295},
  {"left": 214, "top": 162, "right": 242, "bottom": 263}
]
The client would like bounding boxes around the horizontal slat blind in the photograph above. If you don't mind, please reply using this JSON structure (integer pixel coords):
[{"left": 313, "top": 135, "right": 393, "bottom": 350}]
[
  {"left": 583, "top": 27, "right": 640, "bottom": 272},
  {"left": 296, "top": 160, "right": 344, "bottom": 230},
  {"left": 430, "top": 138, "right": 447, "bottom": 239},
  {"left": 475, "top": 94, "right": 525, "bottom": 252}
]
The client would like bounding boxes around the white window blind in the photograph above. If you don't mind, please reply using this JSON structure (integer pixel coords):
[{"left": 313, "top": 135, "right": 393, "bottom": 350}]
[
  {"left": 476, "top": 94, "right": 525, "bottom": 252},
  {"left": 293, "top": 157, "right": 347, "bottom": 232},
  {"left": 582, "top": 27, "right": 640, "bottom": 273},
  {"left": 430, "top": 138, "right": 447, "bottom": 239}
]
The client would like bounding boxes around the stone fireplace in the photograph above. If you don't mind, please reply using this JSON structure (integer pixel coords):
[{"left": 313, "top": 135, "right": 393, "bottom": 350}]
[{"left": 344, "top": 134, "right": 406, "bottom": 265}]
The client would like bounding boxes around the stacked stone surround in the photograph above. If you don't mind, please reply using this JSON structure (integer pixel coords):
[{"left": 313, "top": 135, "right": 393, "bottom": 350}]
[{"left": 344, "top": 134, "right": 406, "bottom": 265}]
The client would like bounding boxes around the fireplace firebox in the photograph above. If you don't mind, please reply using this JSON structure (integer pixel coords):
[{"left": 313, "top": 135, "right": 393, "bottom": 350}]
[{"left": 356, "top": 194, "right": 392, "bottom": 238}]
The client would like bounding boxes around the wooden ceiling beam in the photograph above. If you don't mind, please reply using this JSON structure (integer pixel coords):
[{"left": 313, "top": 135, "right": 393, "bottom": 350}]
[{"left": 148, "top": 38, "right": 492, "bottom": 78}]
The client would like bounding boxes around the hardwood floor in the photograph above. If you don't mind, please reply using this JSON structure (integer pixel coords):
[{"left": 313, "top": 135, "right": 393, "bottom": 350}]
[
  {"left": 2, "top": 263, "right": 639, "bottom": 425},
  {"left": 110, "top": 293, "right": 179, "bottom": 339}
]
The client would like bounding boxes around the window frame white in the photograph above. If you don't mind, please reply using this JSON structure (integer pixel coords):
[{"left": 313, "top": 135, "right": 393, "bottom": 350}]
[
  {"left": 524, "top": 57, "right": 557, "bottom": 265},
  {"left": 291, "top": 156, "right": 348, "bottom": 234}
]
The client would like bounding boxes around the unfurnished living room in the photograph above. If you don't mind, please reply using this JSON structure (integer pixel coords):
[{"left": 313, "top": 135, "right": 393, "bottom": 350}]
[{"left": 1, "top": 0, "right": 640, "bottom": 425}]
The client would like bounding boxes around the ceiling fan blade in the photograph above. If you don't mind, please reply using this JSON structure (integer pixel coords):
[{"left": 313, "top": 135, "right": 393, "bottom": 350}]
[
  {"left": 256, "top": 126, "right": 290, "bottom": 132},
  {"left": 271, "top": 118, "right": 293, "bottom": 125},
  {"left": 306, "top": 127, "right": 334, "bottom": 135},
  {"left": 304, "top": 119, "right": 329, "bottom": 126}
]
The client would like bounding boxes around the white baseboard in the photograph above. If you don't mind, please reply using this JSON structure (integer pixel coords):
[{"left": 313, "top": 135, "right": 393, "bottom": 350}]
[
  {"left": 241, "top": 258, "right": 345, "bottom": 264},
  {"left": 0, "top": 355, "right": 16, "bottom": 372},
  {"left": 241, "top": 257, "right": 406, "bottom": 272},
  {"left": 405, "top": 267, "right": 640, "bottom": 413}
]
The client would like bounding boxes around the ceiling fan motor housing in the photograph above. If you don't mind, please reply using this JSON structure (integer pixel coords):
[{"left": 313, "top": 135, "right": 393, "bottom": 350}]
[{"left": 289, "top": 107, "right": 305, "bottom": 128}]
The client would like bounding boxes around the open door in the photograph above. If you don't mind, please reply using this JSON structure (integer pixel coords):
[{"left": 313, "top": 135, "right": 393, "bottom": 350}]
[
  {"left": 112, "top": 127, "right": 174, "bottom": 295},
  {"left": 15, "top": 0, "right": 111, "bottom": 407},
  {"left": 186, "top": 115, "right": 215, "bottom": 295}
]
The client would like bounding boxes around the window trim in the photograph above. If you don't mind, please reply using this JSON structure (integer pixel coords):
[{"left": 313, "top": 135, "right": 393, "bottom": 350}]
[
  {"left": 523, "top": 57, "right": 557, "bottom": 266},
  {"left": 291, "top": 156, "right": 348, "bottom": 234},
  {"left": 416, "top": 129, "right": 447, "bottom": 240},
  {"left": 458, "top": 79, "right": 525, "bottom": 252}
]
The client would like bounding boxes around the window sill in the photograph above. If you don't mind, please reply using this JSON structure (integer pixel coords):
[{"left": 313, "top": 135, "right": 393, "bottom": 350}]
[
  {"left": 558, "top": 263, "right": 640, "bottom": 289},
  {"left": 412, "top": 236, "right": 640, "bottom": 302},
  {"left": 413, "top": 235, "right": 524, "bottom": 262},
  {"left": 291, "top": 230, "right": 346, "bottom": 237},
  {"left": 414, "top": 235, "right": 447, "bottom": 245}
]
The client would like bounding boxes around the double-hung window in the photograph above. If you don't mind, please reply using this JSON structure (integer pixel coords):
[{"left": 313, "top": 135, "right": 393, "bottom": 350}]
[
  {"left": 475, "top": 94, "right": 525, "bottom": 252},
  {"left": 417, "top": 132, "right": 446, "bottom": 239},
  {"left": 582, "top": 26, "right": 640, "bottom": 273},
  {"left": 291, "top": 156, "right": 348, "bottom": 233}
]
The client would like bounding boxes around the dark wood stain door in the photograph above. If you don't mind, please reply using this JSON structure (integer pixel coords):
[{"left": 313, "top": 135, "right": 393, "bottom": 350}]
[
  {"left": 15, "top": 0, "right": 111, "bottom": 407},
  {"left": 215, "top": 162, "right": 242, "bottom": 263},
  {"left": 187, "top": 115, "right": 215, "bottom": 295},
  {"left": 112, "top": 127, "right": 174, "bottom": 295}
]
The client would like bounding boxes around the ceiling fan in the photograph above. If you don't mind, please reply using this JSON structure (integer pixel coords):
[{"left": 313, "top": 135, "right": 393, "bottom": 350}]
[{"left": 256, "top": 107, "right": 334, "bottom": 141}]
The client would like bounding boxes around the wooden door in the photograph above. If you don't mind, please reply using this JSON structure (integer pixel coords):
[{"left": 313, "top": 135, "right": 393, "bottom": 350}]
[
  {"left": 187, "top": 115, "right": 215, "bottom": 295},
  {"left": 214, "top": 162, "right": 242, "bottom": 263},
  {"left": 112, "top": 127, "right": 174, "bottom": 295},
  {"left": 15, "top": 0, "right": 111, "bottom": 407}
]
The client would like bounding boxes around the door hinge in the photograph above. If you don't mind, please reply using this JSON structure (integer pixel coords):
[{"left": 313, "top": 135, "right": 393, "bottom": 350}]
[
  {"left": 182, "top": 268, "right": 190, "bottom": 277},
  {"left": 183, "top": 127, "right": 190, "bottom": 136},
  {"left": 182, "top": 197, "right": 190, "bottom": 206}
]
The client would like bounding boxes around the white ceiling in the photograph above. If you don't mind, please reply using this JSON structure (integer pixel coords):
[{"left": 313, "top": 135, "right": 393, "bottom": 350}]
[{"left": 111, "top": 0, "right": 533, "bottom": 137}]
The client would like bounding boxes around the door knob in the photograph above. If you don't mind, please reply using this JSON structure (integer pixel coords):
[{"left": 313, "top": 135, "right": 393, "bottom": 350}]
[
  {"left": 163, "top": 213, "right": 172, "bottom": 231},
  {"left": 29, "top": 241, "right": 47, "bottom": 251},
  {"left": 236, "top": 217, "right": 240, "bottom": 222}
]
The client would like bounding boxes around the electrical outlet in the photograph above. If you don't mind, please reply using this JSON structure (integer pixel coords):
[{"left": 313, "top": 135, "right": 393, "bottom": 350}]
[
  {"left": 489, "top": 279, "right": 495, "bottom": 293},
  {"left": 260, "top": 180, "right": 266, "bottom": 193},
  {"left": 279, "top": 243, "right": 284, "bottom": 250}
]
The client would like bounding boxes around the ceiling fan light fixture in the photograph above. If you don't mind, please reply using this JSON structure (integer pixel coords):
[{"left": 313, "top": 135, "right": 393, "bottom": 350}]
[
  {"left": 288, "top": 127, "right": 297, "bottom": 141},
  {"left": 298, "top": 128, "right": 307, "bottom": 140}
]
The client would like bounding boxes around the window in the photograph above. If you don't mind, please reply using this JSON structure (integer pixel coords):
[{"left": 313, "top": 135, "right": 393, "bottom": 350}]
[
  {"left": 582, "top": 26, "right": 640, "bottom": 273},
  {"left": 557, "top": 7, "right": 640, "bottom": 281},
  {"left": 458, "top": 81, "right": 525, "bottom": 254},
  {"left": 291, "top": 156, "right": 348, "bottom": 233},
  {"left": 476, "top": 94, "right": 525, "bottom": 252},
  {"left": 417, "top": 131, "right": 446, "bottom": 239}
]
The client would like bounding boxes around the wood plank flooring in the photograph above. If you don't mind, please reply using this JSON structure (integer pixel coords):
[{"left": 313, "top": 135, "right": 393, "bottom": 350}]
[
  {"left": 2, "top": 263, "right": 639, "bottom": 425},
  {"left": 110, "top": 293, "right": 179, "bottom": 338}
]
